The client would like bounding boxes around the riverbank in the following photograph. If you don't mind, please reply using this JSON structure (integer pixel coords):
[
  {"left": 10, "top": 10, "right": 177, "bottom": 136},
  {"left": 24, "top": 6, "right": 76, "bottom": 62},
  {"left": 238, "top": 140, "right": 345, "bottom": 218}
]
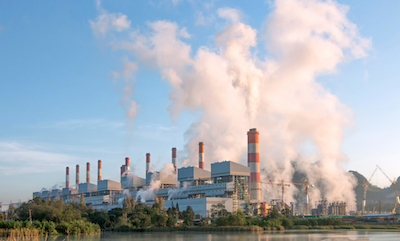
[{"left": 109, "top": 224, "right": 400, "bottom": 232}]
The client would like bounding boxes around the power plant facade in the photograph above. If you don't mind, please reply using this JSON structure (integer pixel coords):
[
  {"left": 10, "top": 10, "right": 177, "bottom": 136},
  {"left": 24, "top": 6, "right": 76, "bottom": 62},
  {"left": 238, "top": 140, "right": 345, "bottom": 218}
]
[{"left": 31, "top": 128, "right": 345, "bottom": 216}]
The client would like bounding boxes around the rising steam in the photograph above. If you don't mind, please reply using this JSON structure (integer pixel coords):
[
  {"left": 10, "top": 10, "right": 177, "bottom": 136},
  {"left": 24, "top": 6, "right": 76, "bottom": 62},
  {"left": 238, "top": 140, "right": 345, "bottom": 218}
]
[{"left": 91, "top": 0, "right": 370, "bottom": 209}]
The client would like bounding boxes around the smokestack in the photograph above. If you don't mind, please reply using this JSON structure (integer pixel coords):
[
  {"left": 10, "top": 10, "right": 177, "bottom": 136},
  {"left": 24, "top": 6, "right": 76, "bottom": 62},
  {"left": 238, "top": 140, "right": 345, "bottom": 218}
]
[
  {"left": 146, "top": 153, "right": 150, "bottom": 174},
  {"left": 66, "top": 167, "right": 69, "bottom": 188},
  {"left": 199, "top": 142, "right": 204, "bottom": 169},
  {"left": 248, "top": 128, "right": 261, "bottom": 202},
  {"left": 98, "top": 160, "right": 101, "bottom": 181},
  {"left": 172, "top": 148, "right": 177, "bottom": 174},
  {"left": 76, "top": 165, "right": 79, "bottom": 187},
  {"left": 125, "top": 157, "right": 130, "bottom": 172},
  {"left": 86, "top": 162, "right": 90, "bottom": 183},
  {"left": 120, "top": 165, "right": 126, "bottom": 176}
]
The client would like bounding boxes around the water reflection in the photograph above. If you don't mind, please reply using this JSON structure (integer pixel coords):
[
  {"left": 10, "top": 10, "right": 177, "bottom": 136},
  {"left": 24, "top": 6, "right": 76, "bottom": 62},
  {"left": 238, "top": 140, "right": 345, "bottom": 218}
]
[{"left": 5, "top": 230, "right": 400, "bottom": 241}]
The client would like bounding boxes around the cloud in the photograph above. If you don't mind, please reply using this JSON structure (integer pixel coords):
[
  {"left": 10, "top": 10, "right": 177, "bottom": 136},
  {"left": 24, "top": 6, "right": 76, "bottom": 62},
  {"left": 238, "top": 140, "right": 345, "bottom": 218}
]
[
  {"left": 217, "top": 8, "right": 242, "bottom": 23},
  {"left": 89, "top": 1, "right": 131, "bottom": 35},
  {"left": 0, "top": 141, "right": 89, "bottom": 175}
]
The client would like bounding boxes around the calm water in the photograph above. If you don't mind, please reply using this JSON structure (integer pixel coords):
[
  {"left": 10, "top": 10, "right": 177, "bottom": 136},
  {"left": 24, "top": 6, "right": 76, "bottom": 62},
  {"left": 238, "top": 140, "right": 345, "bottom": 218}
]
[{"left": 8, "top": 230, "right": 400, "bottom": 241}]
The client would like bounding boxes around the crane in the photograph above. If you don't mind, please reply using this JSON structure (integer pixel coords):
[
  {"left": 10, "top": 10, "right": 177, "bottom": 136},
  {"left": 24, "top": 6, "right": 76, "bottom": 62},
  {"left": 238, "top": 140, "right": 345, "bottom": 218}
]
[
  {"left": 286, "top": 179, "right": 314, "bottom": 214},
  {"left": 376, "top": 165, "right": 400, "bottom": 213},
  {"left": 266, "top": 180, "right": 290, "bottom": 211},
  {"left": 362, "top": 167, "right": 378, "bottom": 215}
]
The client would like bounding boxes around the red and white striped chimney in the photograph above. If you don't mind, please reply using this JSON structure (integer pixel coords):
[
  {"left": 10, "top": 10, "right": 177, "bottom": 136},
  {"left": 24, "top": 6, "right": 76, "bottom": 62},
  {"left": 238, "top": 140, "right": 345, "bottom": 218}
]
[
  {"left": 172, "top": 148, "right": 177, "bottom": 174},
  {"left": 76, "top": 165, "right": 79, "bottom": 187},
  {"left": 86, "top": 162, "right": 90, "bottom": 183},
  {"left": 98, "top": 160, "right": 101, "bottom": 181},
  {"left": 120, "top": 165, "right": 126, "bottom": 177},
  {"left": 125, "top": 157, "right": 130, "bottom": 172},
  {"left": 199, "top": 142, "right": 204, "bottom": 169},
  {"left": 248, "top": 128, "right": 261, "bottom": 202},
  {"left": 66, "top": 167, "right": 69, "bottom": 188},
  {"left": 146, "top": 153, "right": 150, "bottom": 174}
]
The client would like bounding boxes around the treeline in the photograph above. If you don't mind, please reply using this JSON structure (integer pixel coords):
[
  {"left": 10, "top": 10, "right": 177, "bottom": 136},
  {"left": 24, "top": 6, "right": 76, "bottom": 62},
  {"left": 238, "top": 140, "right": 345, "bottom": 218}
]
[
  {"left": 1, "top": 196, "right": 369, "bottom": 234},
  {"left": 0, "top": 197, "right": 100, "bottom": 235}
]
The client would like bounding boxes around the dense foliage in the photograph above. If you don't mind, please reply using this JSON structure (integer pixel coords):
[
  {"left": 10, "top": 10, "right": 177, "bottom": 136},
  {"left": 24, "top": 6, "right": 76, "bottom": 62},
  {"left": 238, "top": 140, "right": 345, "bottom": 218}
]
[{"left": 1, "top": 196, "right": 373, "bottom": 234}]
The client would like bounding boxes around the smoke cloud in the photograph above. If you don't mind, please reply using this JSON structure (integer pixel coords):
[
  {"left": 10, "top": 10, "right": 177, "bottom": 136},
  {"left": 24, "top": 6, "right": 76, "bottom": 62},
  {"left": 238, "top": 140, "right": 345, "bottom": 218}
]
[{"left": 91, "top": 0, "right": 370, "bottom": 209}]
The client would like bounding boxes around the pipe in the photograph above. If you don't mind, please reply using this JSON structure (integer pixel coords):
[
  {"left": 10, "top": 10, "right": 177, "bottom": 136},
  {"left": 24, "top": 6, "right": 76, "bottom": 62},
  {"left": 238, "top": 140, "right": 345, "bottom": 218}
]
[
  {"left": 199, "top": 142, "right": 204, "bottom": 170},
  {"left": 76, "top": 165, "right": 79, "bottom": 187},
  {"left": 248, "top": 128, "right": 261, "bottom": 202},
  {"left": 172, "top": 148, "right": 177, "bottom": 174},
  {"left": 86, "top": 162, "right": 90, "bottom": 183},
  {"left": 66, "top": 167, "right": 69, "bottom": 188},
  {"left": 146, "top": 153, "right": 150, "bottom": 174},
  {"left": 98, "top": 160, "right": 101, "bottom": 181}
]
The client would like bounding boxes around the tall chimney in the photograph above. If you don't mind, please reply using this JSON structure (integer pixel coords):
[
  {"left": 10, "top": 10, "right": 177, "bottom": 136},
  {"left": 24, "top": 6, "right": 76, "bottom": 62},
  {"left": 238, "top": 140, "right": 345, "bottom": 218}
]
[
  {"left": 199, "top": 142, "right": 204, "bottom": 169},
  {"left": 146, "top": 153, "right": 150, "bottom": 174},
  {"left": 76, "top": 165, "right": 79, "bottom": 187},
  {"left": 172, "top": 148, "right": 177, "bottom": 174},
  {"left": 120, "top": 165, "right": 126, "bottom": 176},
  {"left": 248, "top": 128, "right": 261, "bottom": 202},
  {"left": 66, "top": 167, "right": 69, "bottom": 188},
  {"left": 98, "top": 160, "right": 102, "bottom": 181},
  {"left": 125, "top": 157, "right": 130, "bottom": 172},
  {"left": 86, "top": 162, "right": 90, "bottom": 183}
]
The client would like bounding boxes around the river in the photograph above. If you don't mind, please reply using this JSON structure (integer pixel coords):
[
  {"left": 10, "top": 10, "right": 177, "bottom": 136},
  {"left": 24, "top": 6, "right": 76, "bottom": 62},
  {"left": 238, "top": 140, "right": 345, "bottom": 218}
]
[{"left": 6, "top": 230, "right": 400, "bottom": 241}]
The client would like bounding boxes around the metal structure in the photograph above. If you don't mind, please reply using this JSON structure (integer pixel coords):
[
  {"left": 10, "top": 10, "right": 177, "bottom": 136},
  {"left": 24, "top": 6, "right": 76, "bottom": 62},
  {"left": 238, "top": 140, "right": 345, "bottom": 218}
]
[
  {"left": 362, "top": 167, "right": 377, "bottom": 215},
  {"left": 267, "top": 180, "right": 290, "bottom": 210},
  {"left": 377, "top": 165, "right": 400, "bottom": 206},
  {"left": 286, "top": 179, "right": 314, "bottom": 214}
]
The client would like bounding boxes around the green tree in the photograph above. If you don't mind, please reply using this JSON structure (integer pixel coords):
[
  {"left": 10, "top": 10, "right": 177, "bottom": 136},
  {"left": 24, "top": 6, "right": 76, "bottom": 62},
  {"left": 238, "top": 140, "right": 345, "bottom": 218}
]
[
  {"left": 166, "top": 216, "right": 177, "bottom": 227},
  {"left": 229, "top": 209, "right": 246, "bottom": 226},
  {"left": 268, "top": 207, "right": 281, "bottom": 219},
  {"left": 86, "top": 210, "right": 110, "bottom": 229},
  {"left": 182, "top": 206, "right": 195, "bottom": 225}
]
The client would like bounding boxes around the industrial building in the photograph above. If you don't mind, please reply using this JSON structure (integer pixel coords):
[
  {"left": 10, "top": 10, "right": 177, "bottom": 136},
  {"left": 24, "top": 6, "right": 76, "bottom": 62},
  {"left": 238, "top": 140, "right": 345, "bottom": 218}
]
[{"left": 32, "top": 128, "right": 265, "bottom": 216}]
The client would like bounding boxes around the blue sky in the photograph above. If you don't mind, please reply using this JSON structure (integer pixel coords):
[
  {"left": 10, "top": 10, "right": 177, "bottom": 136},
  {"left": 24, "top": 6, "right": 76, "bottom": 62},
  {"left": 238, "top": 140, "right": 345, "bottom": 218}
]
[{"left": 1, "top": 0, "right": 400, "bottom": 208}]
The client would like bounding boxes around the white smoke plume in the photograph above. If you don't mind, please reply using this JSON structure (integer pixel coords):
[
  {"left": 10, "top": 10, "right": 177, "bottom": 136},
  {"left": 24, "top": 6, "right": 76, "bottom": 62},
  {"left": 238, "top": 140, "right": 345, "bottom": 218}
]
[
  {"left": 117, "top": 189, "right": 131, "bottom": 204},
  {"left": 135, "top": 163, "right": 175, "bottom": 202},
  {"left": 113, "top": 60, "right": 140, "bottom": 131},
  {"left": 136, "top": 179, "right": 161, "bottom": 203},
  {"left": 91, "top": 0, "right": 370, "bottom": 209},
  {"left": 168, "top": 181, "right": 190, "bottom": 200}
]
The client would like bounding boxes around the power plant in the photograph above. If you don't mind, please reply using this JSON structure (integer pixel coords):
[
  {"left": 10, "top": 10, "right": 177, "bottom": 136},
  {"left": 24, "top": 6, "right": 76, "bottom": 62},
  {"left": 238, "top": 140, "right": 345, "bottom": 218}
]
[{"left": 32, "top": 128, "right": 348, "bottom": 217}]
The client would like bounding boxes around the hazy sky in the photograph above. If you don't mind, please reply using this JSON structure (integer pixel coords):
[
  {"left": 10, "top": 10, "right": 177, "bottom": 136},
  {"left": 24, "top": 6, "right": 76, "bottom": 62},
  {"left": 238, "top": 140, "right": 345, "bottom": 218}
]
[{"left": 1, "top": 0, "right": 400, "bottom": 208}]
